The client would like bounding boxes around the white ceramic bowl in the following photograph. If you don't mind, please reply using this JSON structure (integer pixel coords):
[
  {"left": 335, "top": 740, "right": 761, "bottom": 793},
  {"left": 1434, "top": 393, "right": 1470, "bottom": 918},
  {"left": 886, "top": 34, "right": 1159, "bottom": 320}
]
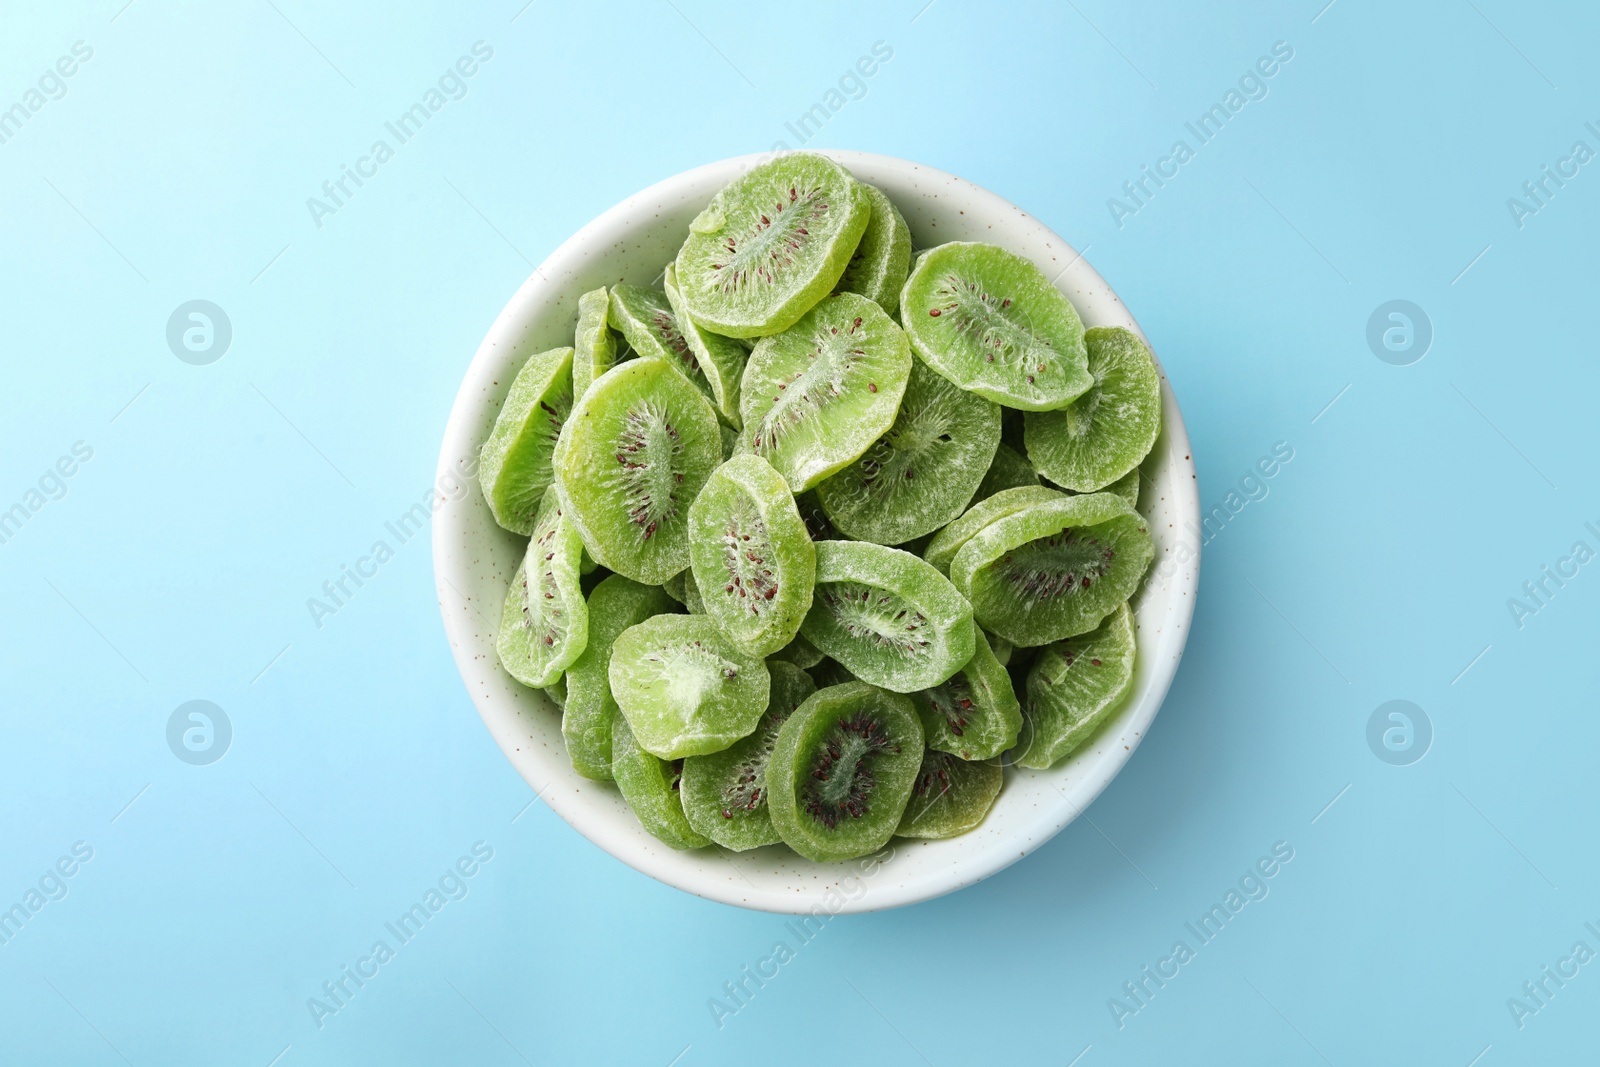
[{"left": 434, "top": 151, "right": 1200, "bottom": 914}]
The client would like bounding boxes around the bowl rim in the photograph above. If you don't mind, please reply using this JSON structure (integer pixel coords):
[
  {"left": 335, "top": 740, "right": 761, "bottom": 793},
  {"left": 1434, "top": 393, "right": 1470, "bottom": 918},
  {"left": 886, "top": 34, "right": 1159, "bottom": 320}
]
[{"left": 433, "top": 149, "right": 1200, "bottom": 913}]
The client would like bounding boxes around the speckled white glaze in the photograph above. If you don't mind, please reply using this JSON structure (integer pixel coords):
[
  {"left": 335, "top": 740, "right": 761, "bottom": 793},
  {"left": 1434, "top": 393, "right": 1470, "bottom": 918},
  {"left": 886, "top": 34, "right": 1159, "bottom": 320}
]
[{"left": 434, "top": 151, "right": 1200, "bottom": 913}]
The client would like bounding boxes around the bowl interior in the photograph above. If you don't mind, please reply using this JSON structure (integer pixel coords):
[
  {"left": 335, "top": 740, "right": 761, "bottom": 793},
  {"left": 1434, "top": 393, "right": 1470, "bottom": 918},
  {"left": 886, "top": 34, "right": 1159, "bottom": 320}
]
[{"left": 434, "top": 151, "right": 1200, "bottom": 913}]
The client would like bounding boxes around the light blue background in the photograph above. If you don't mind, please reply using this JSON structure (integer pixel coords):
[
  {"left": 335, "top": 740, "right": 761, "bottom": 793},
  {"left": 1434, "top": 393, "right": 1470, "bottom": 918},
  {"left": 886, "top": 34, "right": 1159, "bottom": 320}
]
[{"left": 2, "top": 1, "right": 1596, "bottom": 1063}]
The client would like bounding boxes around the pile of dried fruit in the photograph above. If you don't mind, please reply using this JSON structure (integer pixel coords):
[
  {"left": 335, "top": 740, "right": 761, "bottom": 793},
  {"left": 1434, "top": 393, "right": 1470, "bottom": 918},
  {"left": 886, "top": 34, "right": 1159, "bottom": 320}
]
[{"left": 479, "top": 152, "right": 1160, "bottom": 862}]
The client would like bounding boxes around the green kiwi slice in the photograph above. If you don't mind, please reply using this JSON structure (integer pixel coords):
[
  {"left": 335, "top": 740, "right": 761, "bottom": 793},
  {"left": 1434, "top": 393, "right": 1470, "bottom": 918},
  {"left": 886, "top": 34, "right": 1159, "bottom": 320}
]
[
  {"left": 609, "top": 614, "right": 771, "bottom": 759},
  {"left": 662, "top": 569, "right": 704, "bottom": 614},
  {"left": 799, "top": 540, "right": 975, "bottom": 694},
  {"left": 611, "top": 714, "right": 710, "bottom": 850},
  {"left": 680, "top": 660, "right": 816, "bottom": 850},
  {"left": 1024, "top": 327, "right": 1161, "bottom": 490},
  {"left": 674, "top": 152, "right": 871, "bottom": 338},
  {"left": 561, "top": 575, "right": 675, "bottom": 780},
  {"left": 986, "top": 630, "right": 1014, "bottom": 667},
  {"left": 900, "top": 242, "right": 1092, "bottom": 411},
  {"left": 664, "top": 262, "right": 746, "bottom": 427},
  {"left": 687, "top": 453, "right": 815, "bottom": 657},
  {"left": 737, "top": 291, "right": 912, "bottom": 492},
  {"left": 769, "top": 632, "right": 824, "bottom": 669},
  {"left": 541, "top": 674, "right": 567, "bottom": 708},
  {"left": 922, "top": 485, "right": 1063, "bottom": 575},
  {"left": 836, "top": 182, "right": 912, "bottom": 317},
  {"left": 975, "top": 441, "right": 1040, "bottom": 502},
  {"left": 553, "top": 358, "right": 721, "bottom": 585},
  {"left": 793, "top": 491, "right": 839, "bottom": 541},
  {"left": 909, "top": 629, "right": 1021, "bottom": 761},
  {"left": 813, "top": 357, "right": 1001, "bottom": 545},
  {"left": 573, "top": 287, "right": 619, "bottom": 403},
  {"left": 478, "top": 346, "right": 575, "bottom": 535},
  {"left": 496, "top": 488, "right": 588, "bottom": 688},
  {"left": 607, "top": 283, "right": 717, "bottom": 397},
  {"left": 1104, "top": 466, "right": 1141, "bottom": 509},
  {"left": 767, "top": 681, "right": 924, "bottom": 862},
  {"left": 807, "top": 657, "right": 854, "bottom": 690},
  {"left": 1016, "top": 603, "right": 1136, "bottom": 769},
  {"left": 896, "top": 749, "right": 1004, "bottom": 839},
  {"left": 950, "top": 492, "right": 1153, "bottom": 647}
]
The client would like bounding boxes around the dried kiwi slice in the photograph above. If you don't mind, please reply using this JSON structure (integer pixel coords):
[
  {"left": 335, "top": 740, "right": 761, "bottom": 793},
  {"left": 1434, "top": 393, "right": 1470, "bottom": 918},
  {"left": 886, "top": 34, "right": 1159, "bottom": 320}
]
[
  {"left": 807, "top": 657, "right": 854, "bottom": 690},
  {"left": 794, "top": 491, "right": 839, "bottom": 541},
  {"left": 607, "top": 284, "right": 715, "bottom": 396},
  {"left": 900, "top": 242, "right": 1092, "bottom": 411},
  {"left": 813, "top": 357, "right": 1001, "bottom": 545},
  {"left": 799, "top": 540, "right": 975, "bottom": 693},
  {"left": 896, "top": 749, "right": 1004, "bottom": 839},
  {"left": 1103, "top": 466, "right": 1141, "bottom": 509},
  {"left": 562, "top": 576, "right": 675, "bottom": 780},
  {"left": 1024, "top": 327, "right": 1161, "bottom": 491},
  {"left": 496, "top": 488, "right": 588, "bottom": 688},
  {"left": 609, "top": 614, "right": 770, "bottom": 759},
  {"left": 975, "top": 441, "right": 1040, "bottom": 502},
  {"left": 922, "top": 485, "right": 1062, "bottom": 575},
  {"left": 553, "top": 358, "right": 721, "bottom": 585},
  {"left": 767, "top": 681, "right": 924, "bottom": 862},
  {"left": 662, "top": 569, "right": 704, "bottom": 614},
  {"left": 573, "top": 287, "right": 619, "bottom": 403},
  {"left": 769, "top": 632, "right": 824, "bottom": 669},
  {"left": 987, "top": 631, "right": 1014, "bottom": 667},
  {"left": 478, "top": 346, "right": 575, "bottom": 535},
  {"left": 737, "top": 292, "right": 912, "bottom": 492},
  {"left": 950, "top": 492, "right": 1153, "bottom": 647},
  {"left": 680, "top": 660, "right": 816, "bottom": 850},
  {"left": 910, "top": 629, "right": 1021, "bottom": 761},
  {"left": 687, "top": 453, "right": 815, "bottom": 657},
  {"left": 540, "top": 673, "right": 566, "bottom": 708},
  {"left": 612, "top": 714, "right": 709, "bottom": 850},
  {"left": 836, "top": 182, "right": 912, "bottom": 317},
  {"left": 664, "top": 262, "right": 746, "bottom": 428},
  {"left": 1016, "top": 603, "right": 1136, "bottom": 769},
  {"left": 675, "top": 152, "right": 870, "bottom": 338}
]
